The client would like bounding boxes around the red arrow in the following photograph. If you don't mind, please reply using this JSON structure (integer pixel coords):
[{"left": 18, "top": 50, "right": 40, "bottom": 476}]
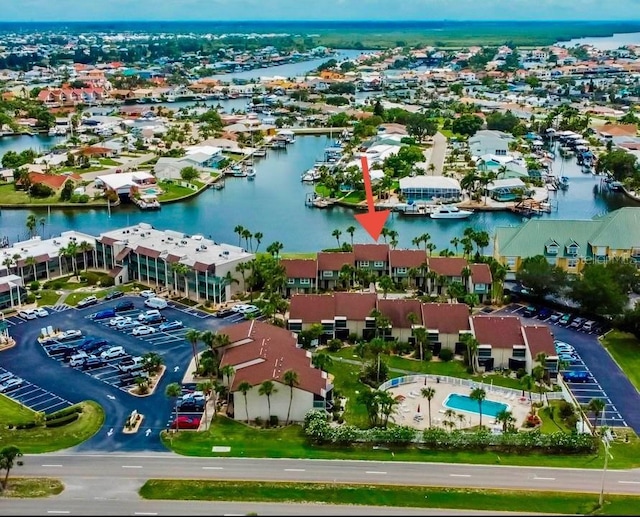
[{"left": 354, "top": 155, "right": 390, "bottom": 242}]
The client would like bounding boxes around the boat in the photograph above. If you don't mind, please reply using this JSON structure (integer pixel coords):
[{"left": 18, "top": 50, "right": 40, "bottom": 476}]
[
  {"left": 253, "top": 148, "right": 267, "bottom": 158},
  {"left": 246, "top": 168, "right": 256, "bottom": 180},
  {"left": 301, "top": 167, "right": 321, "bottom": 183},
  {"left": 558, "top": 176, "right": 570, "bottom": 190},
  {"left": 430, "top": 204, "right": 474, "bottom": 219},
  {"left": 609, "top": 181, "right": 624, "bottom": 192}
]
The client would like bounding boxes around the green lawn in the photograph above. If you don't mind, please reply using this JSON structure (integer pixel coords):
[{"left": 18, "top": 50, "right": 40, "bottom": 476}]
[
  {"left": 139, "top": 480, "right": 640, "bottom": 515},
  {"left": 280, "top": 252, "right": 317, "bottom": 259},
  {"left": 0, "top": 184, "right": 58, "bottom": 205},
  {"left": 339, "top": 191, "right": 366, "bottom": 204},
  {"left": 0, "top": 394, "right": 36, "bottom": 426},
  {"left": 35, "top": 289, "right": 62, "bottom": 307},
  {"left": 601, "top": 331, "right": 640, "bottom": 392},
  {"left": 1, "top": 478, "right": 64, "bottom": 498},
  {"left": 99, "top": 158, "right": 120, "bottom": 166},
  {"left": 157, "top": 181, "right": 201, "bottom": 202},
  {"left": 0, "top": 401, "right": 104, "bottom": 453},
  {"left": 539, "top": 400, "right": 573, "bottom": 434}
]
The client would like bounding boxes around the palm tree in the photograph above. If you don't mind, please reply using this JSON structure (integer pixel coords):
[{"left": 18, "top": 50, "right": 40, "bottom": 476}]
[
  {"left": 233, "top": 225, "right": 245, "bottom": 247},
  {"left": 253, "top": 232, "right": 263, "bottom": 252},
  {"left": 38, "top": 217, "right": 45, "bottom": 238},
  {"left": 421, "top": 387, "right": 436, "bottom": 428},
  {"left": 312, "top": 352, "right": 333, "bottom": 371},
  {"left": 586, "top": 398, "right": 606, "bottom": 433},
  {"left": 220, "top": 364, "right": 235, "bottom": 406},
  {"left": 443, "top": 408, "right": 457, "bottom": 427},
  {"left": 413, "top": 326, "right": 428, "bottom": 362},
  {"left": 237, "top": 381, "right": 252, "bottom": 423},
  {"left": 78, "top": 240, "right": 94, "bottom": 271},
  {"left": 521, "top": 374, "right": 535, "bottom": 409},
  {"left": 283, "top": 369, "right": 299, "bottom": 425},
  {"left": 24, "top": 256, "right": 37, "bottom": 281},
  {"left": 331, "top": 228, "right": 342, "bottom": 248},
  {"left": 450, "top": 237, "right": 460, "bottom": 255},
  {"left": 60, "top": 241, "right": 79, "bottom": 277},
  {"left": 25, "top": 214, "right": 37, "bottom": 238},
  {"left": 258, "top": 380, "right": 277, "bottom": 423},
  {"left": 241, "top": 228, "right": 253, "bottom": 250},
  {"left": 171, "top": 263, "right": 191, "bottom": 298},
  {"left": 165, "top": 382, "right": 182, "bottom": 430},
  {"left": 235, "top": 262, "right": 249, "bottom": 294},
  {"left": 470, "top": 387, "right": 487, "bottom": 428},
  {"left": 495, "top": 409, "right": 515, "bottom": 433},
  {"left": 0, "top": 445, "right": 23, "bottom": 490},
  {"left": 266, "top": 241, "right": 284, "bottom": 258},
  {"left": 377, "top": 275, "right": 394, "bottom": 299},
  {"left": 185, "top": 329, "right": 202, "bottom": 372},
  {"left": 456, "top": 412, "right": 466, "bottom": 430},
  {"left": 461, "top": 333, "right": 480, "bottom": 374},
  {"left": 346, "top": 225, "right": 356, "bottom": 247}
]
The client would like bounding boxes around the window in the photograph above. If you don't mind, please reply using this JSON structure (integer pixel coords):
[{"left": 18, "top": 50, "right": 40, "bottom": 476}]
[
  {"left": 300, "top": 278, "right": 311, "bottom": 285},
  {"left": 322, "top": 270, "right": 333, "bottom": 277},
  {"left": 373, "top": 261, "right": 385, "bottom": 268},
  {"left": 358, "top": 261, "right": 370, "bottom": 268},
  {"left": 506, "top": 257, "right": 517, "bottom": 269},
  {"left": 288, "top": 321, "right": 302, "bottom": 332},
  {"left": 321, "top": 321, "right": 334, "bottom": 334},
  {"left": 545, "top": 244, "right": 558, "bottom": 255},
  {"left": 335, "top": 318, "right": 347, "bottom": 329},
  {"left": 512, "top": 346, "right": 526, "bottom": 358},
  {"left": 566, "top": 244, "right": 579, "bottom": 255},
  {"left": 395, "top": 267, "right": 407, "bottom": 274},
  {"left": 365, "top": 317, "right": 376, "bottom": 329},
  {"left": 567, "top": 258, "right": 578, "bottom": 269},
  {"left": 287, "top": 278, "right": 295, "bottom": 285},
  {"left": 478, "top": 345, "right": 492, "bottom": 358}
]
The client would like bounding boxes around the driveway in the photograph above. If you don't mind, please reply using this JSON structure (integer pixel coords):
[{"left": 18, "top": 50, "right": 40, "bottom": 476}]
[
  {"left": 2, "top": 296, "right": 228, "bottom": 452},
  {"left": 427, "top": 132, "right": 447, "bottom": 176}
]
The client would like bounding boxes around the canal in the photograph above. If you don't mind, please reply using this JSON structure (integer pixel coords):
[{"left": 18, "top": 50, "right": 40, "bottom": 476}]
[{"left": 1, "top": 134, "right": 638, "bottom": 252}]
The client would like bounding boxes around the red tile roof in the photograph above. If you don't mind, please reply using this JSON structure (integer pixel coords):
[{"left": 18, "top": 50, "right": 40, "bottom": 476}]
[
  {"left": 220, "top": 320, "right": 329, "bottom": 396},
  {"left": 26, "top": 172, "right": 70, "bottom": 189},
  {"left": 317, "top": 252, "right": 355, "bottom": 271},
  {"left": 471, "top": 315, "right": 523, "bottom": 349},
  {"left": 428, "top": 257, "right": 468, "bottom": 277},
  {"left": 421, "top": 303, "right": 470, "bottom": 334},
  {"left": 523, "top": 325, "right": 555, "bottom": 358},
  {"left": 353, "top": 243, "right": 389, "bottom": 262},
  {"left": 281, "top": 259, "right": 317, "bottom": 279},
  {"left": 377, "top": 299, "right": 422, "bottom": 328},
  {"left": 470, "top": 264, "right": 492, "bottom": 285},
  {"left": 389, "top": 249, "right": 427, "bottom": 268},
  {"left": 334, "top": 292, "right": 377, "bottom": 320},
  {"left": 289, "top": 294, "right": 336, "bottom": 322}
]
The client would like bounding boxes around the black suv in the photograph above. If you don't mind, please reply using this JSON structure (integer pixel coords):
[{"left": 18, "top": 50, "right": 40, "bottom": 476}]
[
  {"left": 104, "top": 290, "right": 124, "bottom": 301},
  {"left": 115, "top": 300, "right": 135, "bottom": 312},
  {"left": 214, "top": 308, "right": 235, "bottom": 318}
]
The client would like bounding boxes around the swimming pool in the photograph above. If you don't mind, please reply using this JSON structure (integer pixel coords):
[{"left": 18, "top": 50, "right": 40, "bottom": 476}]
[
  {"left": 443, "top": 393, "right": 509, "bottom": 418},
  {"left": 143, "top": 187, "right": 162, "bottom": 195}
]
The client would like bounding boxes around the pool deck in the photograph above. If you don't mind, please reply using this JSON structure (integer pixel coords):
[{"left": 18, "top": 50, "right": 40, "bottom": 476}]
[{"left": 387, "top": 379, "right": 532, "bottom": 431}]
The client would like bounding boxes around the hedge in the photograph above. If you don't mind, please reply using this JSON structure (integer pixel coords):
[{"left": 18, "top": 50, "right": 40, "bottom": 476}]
[
  {"left": 46, "top": 405, "right": 83, "bottom": 421},
  {"left": 45, "top": 412, "right": 80, "bottom": 428}
]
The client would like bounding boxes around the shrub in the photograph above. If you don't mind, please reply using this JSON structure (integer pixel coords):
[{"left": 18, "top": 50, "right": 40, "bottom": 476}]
[
  {"left": 15, "top": 421, "right": 38, "bottom": 429},
  {"left": 515, "top": 368, "right": 527, "bottom": 379},
  {"left": 46, "top": 405, "right": 82, "bottom": 421},
  {"left": 438, "top": 348, "right": 454, "bottom": 362},
  {"left": 254, "top": 417, "right": 263, "bottom": 427},
  {"left": 29, "top": 281, "right": 40, "bottom": 291},
  {"left": 25, "top": 293, "right": 36, "bottom": 304},
  {"left": 326, "top": 338, "right": 343, "bottom": 352},
  {"left": 46, "top": 412, "right": 80, "bottom": 428},
  {"left": 269, "top": 415, "right": 279, "bottom": 427},
  {"left": 347, "top": 333, "right": 360, "bottom": 344}
]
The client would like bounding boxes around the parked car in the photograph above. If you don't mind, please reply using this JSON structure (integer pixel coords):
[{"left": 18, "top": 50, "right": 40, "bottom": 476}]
[
  {"left": 118, "top": 356, "right": 145, "bottom": 373},
  {"left": 115, "top": 319, "right": 137, "bottom": 330},
  {"left": 144, "top": 297, "right": 168, "bottom": 309},
  {"left": 0, "top": 377, "right": 23, "bottom": 392},
  {"left": 77, "top": 296, "right": 98, "bottom": 308},
  {"left": 138, "top": 309, "right": 161, "bottom": 321},
  {"left": 558, "top": 353, "right": 579, "bottom": 363},
  {"left": 34, "top": 307, "right": 49, "bottom": 317},
  {"left": 115, "top": 300, "right": 135, "bottom": 312},
  {"left": 558, "top": 313, "right": 573, "bottom": 326},
  {"left": 548, "top": 312, "right": 562, "bottom": 324},
  {"left": 109, "top": 315, "right": 132, "bottom": 327},
  {"left": 177, "top": 399, "right": 205, "bottom": 412},
  {"left": 132, "top": 325, "right": 157, "bottom": 336},
  {"left": 0, "top": 371, "right": 14, "bottom": 383},
  {"left": 231, "top": 304, "right": 255, "bottom": 314},
  {"left": 170, "top": 416, "right": 201, "bottom": 430},
  {"left": 139, "top": 289, "right": 155, "bottom": 298},
  {"left": 80, "top": 338, "right": 108, "bottom": 354},
  {"left": 91, "top": 308, "right": 117, "bottom": 321},
  {"left": 69, "top": 351, "right": 89, "bottom": 367},
  {"left": 159, "top": 320, "right": 183, "bottom": 332},
  {"left": 182, "top": 391, "right": 206, "bottom": 404},
  {"left": 104, "top": 290, "right": 125, "bottom": 301},
  {"left": 18, "top": 309, "right": 38, "bottom": 320},
  {"left": 58, "top": 329, "right": 83, "bottom": 341},
  {"left": 582, "top": 320, "right": 596, "bottom": 332},
  {"left": 47, "top": 343, "right": 78, "bottom": 356},
  {"left": 214, "top": 308, "right": 235, "bottom": 318},
  {"left": 100, "top": 346, "right": 126, "bottom": 360},
  {"left": 537, "top": 308, "right": 552, "bottom": 320},
  {"left": 82, "top": 356, "right": 106, "bottom": 370},
  {"left": 569, "top": 316, "right": 587, "bottom": 329},
  {"left": 563, "top": 370, "right": 590, "bottom": 383},
  {"left": 555, "top": 344, "right": 575, "bottom": 354},
  {"left": 522, "top": 305, "right": 538, "bottom": 317}
]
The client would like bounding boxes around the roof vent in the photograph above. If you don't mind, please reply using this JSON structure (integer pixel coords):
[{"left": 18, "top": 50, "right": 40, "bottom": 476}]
[
  {"left": 200, "top": 244, "right": 207, "bottom": 250},
  {"left": 180, "top": 240, "right": 188, "bottom": 245}
]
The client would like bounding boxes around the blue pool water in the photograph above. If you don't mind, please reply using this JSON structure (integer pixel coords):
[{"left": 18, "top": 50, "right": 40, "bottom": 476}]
[{"left": 444, "top": 393, "right": 508, "bottom": 418}]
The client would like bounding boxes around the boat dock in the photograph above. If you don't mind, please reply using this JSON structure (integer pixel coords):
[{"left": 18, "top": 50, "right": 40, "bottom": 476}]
[{"left": 509, "top": 198, "right": 552, "bottom": 217}]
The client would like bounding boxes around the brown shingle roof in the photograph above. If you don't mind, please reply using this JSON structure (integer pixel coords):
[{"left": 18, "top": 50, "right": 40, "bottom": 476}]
[
  {"left": 134, "top": 245, "right": 161, "bottom": 259},
  {"left": 421, "top": 303, "right": 470, "bottom": 334},
  {"left": 220, "top": 320, "right": 328, "bottom": 396},
  {"left": 471, "top": 315, "right": 523, "bottom": 349},
  {"left": 282, "top": 259, "right": 317, "bottom": 279},
  {"left": 334, "top": 292, "right": 377, "bottom": 320},
  {"left": 115, "top": 247, "right": 132, "bottom": 262},
  {"left": 317, "top": 252, "right": 355, "bottom": 271},
  {"left": 389, "top": 249, "right": 427, "bottom": 268},
  {"left": 289, "top": 294, "right": 335, "bottom": 322},
  {"left": 353, "top": 244, "right": 389, "bottom": 262},
  {"left": 470, "top": 263, "right": 492, "bottom": 284},
  {"left": 377, "top": 299, "right": 422, "bottom": 328},
  {"left": 428, "top": 257, "right": 468, "bottom": 277},
  {"left": 523, "top": 325, "right": 555, "bottom": 358}
]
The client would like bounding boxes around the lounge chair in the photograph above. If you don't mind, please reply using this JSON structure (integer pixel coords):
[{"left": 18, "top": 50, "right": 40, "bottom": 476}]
[
  {"left": 41, "top": 327, "right": 48, "bottom": 337},
  {"left": 46, "top": 325, "right": 54, "bottom": 336}
]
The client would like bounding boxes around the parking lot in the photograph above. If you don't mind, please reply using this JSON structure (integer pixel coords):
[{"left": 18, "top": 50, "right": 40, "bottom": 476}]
[
  {"left": 499, "top": 303, "right": 639, "bottom": 432},
  {"left": 0, "top": 366, "right": 73, "bottom": 414}
]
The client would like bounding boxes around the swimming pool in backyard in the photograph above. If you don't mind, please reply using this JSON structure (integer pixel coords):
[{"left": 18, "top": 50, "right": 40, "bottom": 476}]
[{"left": 443, "top": 393, "right": 509, "bottom": 418}]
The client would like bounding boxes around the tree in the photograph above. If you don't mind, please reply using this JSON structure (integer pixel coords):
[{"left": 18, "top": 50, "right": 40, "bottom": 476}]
[
  {"left": 413, "top": 326, "right": 428, "bottom": 362},
  {"left": 171, "top": 262, "right": 191, "bottom": 297},
  {"left": 516, "top": 255, "right": 567, "bottom": 298},
  {"left": 469, "top": 387, "right": 487, "bottom": 428},
  {"left": 78, "top": 240, "right": 94, "bottom": 271},
  {"left": 253, "top": 232, "right": 263, "bottom": 252},
  {"left": 25, "top": 255, "right": 37, "bottom": 281},
  {"left": 495, "top": 409, "right": 515, "bottom": 433},
  {"left": 180, "top": 166, "right": 200, "bottom": 182},
  {"left": 237, "top": 381, "right": 252, "bottom": 424},
  {"left": 0, "top": 445, "right": 22, "bottom": 490},
  {"left": 60, "top": 240, "right": 79, "bottom": 277},
  {"left": 283, "top": 369, "right": 300, "bottom": 425},
  {"left": 451, "top": 114, "right": 484, "bottom": 137},
  {"left": 331, "top": 228, "right": 342, "bottom": 248},
  {"left": 165, "top": 382, "right": 182, "bottom": 430},
  {"left": 185, "top": 329, "right": 202, "bottom": 373},
  {"left": 586, "top": 398, "right": 606, "bottom": 432},
  {"left": 346, "top": 225, "right": 356, "bottom": 247},
  {"left": 220, "top": 364, "right": 235, "bottom": 406},
  {"left": 377, "top": 274, "right": 394, "bottom": 299},
  {"left": 421, "top": 387, "right": 436, "bottom": 428},
  {"left": 569, "top": 263, "right": 628, "bottom": 316},
  {"left": 258, "top": 380, "right": 277, "bottom": 423},
  {"left": 25, "top": 214, "right": 37, "bottom": 238},
  {"left": 461, "top": 333, "right": 480, "bottom": 374},
  {"left": 312, "top": 352, "right": 333, "bottom": 371},
  {"left": 233, "top": 225, "right": 245, "bottom": 247},
  {"left": 521, "top": 374, "right": 535, "bottom": 409}
]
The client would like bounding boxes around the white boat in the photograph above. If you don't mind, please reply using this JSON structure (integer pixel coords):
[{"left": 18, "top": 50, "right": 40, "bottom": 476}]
[
  {"left": 246, "top": 168, "right": 256, "bottom": 180},
  {"left": 301, "top": 168, "right": 321, "bottom": 183},
  {"left": 430, "top": 204, "right": 474, "bottom": 219}
]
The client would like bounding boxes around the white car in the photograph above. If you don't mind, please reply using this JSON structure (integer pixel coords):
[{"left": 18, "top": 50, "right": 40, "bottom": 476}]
[
  {"left": 109, "top": 315, "right": 131, "bottom": 327},
  {"left": 35, "top": 307, "right": 49, "bottom": 317},
  {"left": 138, "top": 309, "right": 161, "bottom": 321},
  {"left": 139, "top": 289, "right": 155, "bottom": 298},
  {"left": 115, "top": 319, "right": 137, "bottom": 330},
  {"left": 132, "top": 325, "right": 157, "bottom": 336},
  {"left": 100, "top": 346, "right": 126, "bottom": 360},
  {"left": 18, "top": 309, "right": 38, "bottom": 320}
]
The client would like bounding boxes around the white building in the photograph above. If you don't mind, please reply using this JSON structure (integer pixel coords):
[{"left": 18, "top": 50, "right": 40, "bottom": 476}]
[
  {"left": 399, "top": 175, "right": 462, "bottom": 203},
  {"left": 469, "top": 130, "right": 513, "bottom": 157},
  {"left": 95, "top": 171, "right": 156, "bottom": 196}
]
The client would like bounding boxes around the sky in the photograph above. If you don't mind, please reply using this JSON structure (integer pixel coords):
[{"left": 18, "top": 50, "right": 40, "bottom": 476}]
[{"left": 3, "top": 0, "right": 640, "bottom": 22}]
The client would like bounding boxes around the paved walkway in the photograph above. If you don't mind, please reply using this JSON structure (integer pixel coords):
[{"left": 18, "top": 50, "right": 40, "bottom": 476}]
[{"left": 427, "top": 132, "right": 448, "bottom": 176}]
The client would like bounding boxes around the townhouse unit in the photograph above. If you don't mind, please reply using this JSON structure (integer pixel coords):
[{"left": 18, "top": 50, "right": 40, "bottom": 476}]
[
  {"left": 494, "top": 207, "right": 640, "bottom": 278},
  {"left": 316, "top": 251, "right": 355, "bottom": 290},
  {"left": 421, "top": 302, "right": 472, "bottom": 351},
  {"left": 95, "top": 223, "right": 253, "bottom": 304},
  {"left": 427, "top": 257, "right": 470, "bottom": 295},
  {"left": 220, "top": 320, "right": 333, "bottom": 423},
  {"left": 388, "top": 249, "right": 427, "bottom": 288},
  {"left": 353, "top": 244, "right": 390, "bottom": 277},
  {"left": 281, "top": 258, "right": 318, "bottom": 296}
]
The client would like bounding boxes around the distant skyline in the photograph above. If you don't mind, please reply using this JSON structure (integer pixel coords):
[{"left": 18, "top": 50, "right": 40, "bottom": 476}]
[{"left": 3, "top": 0, "right": 640, "bottom": 22}]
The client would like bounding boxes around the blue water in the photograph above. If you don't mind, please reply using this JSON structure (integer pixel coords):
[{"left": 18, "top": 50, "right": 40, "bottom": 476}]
[{"left": 444, "top": 393, "right": 508, "bottom": 418}]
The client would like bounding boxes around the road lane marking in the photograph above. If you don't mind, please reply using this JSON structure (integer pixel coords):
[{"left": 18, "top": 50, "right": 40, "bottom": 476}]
[
  {"left": 202, "top": 466, "right": 224, "bottom": 470},
  {"left": 47, "top": 512, "right": 70, "bottom": 515},
  {"left": 618, "top": 480, "right": 640, "bottom": 484},
  {"left": 284, "top": 468, "right": 306, "bottom": 472},
  {"left": 42, "top": 464, "right": 63, "bottom": 467},
  {"left": 134, "top": 513, "right": 158, "bottom": 516},
  {"left": 533, "top": 477, "right": 556, "bottom": 481},
  {"left": 449, "top": 474, "right": 471, "bottom": 478},
  {"left": 122, "top": 465, "right": 143, "bottom": 469},
  {"left": 365, "top": 471, "right": 387, "bottom": 474}
]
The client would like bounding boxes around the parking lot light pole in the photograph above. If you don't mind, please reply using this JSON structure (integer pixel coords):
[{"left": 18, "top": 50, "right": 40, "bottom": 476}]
[{"left": 599, "top": 426, "right": 614, "bottom": 508}]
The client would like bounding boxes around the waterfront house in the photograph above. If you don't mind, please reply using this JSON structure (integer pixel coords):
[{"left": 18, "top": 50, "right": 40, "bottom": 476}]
[
  {"left": 427, "top": 257, "right": 469, "bottom": 295},
  {"left": 353, "top": 244, "right": 390, "bottom": 277},
  {"left": 317, "top": 252, "right": 355, "bottom": 290},
  {"left": 220, "top": 320, "right": 332, "bottom": 423},
  {"left": 95, "top": 171, "right": 156, "bottom": 199},
  {"left": 389, "top": 249, "right": 427, "bottom": 288},
  {"left": 420, "top": 302, "right": 471, "bottom": 351},
  {"left": 469, "top": 130, "right": 513, "bottom": 157},
  {"left": 398, "top": 176, "right": 462, "bottom": 203},
  {"left": 469, "top": 263, "right": 493, "bottom": 302},
  {"left": 281, "top": 258, "right": 318, "bottom": 296},
  {"left": 183, "top": 145, "right": 225, "bottom": 169},
  {"left": 494, "top": 207, "right": 640, "bottom": 279},
  {"left": 485, "top": 178, "right": 530, "bottom": 202},
  {"left": 95, "top": 223, "right": 253, "bottom": 304}
]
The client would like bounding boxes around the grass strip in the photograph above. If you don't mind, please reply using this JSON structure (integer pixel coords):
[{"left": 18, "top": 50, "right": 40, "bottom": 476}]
[
  {"left": 601, "top": 331, "right": 640, "bottom": 392},
  {"left": 139, "top": 480, "right": 640, "bottom": 515},
  {"left": 0, "top": 477, "right": 64, "bottom": 498}
]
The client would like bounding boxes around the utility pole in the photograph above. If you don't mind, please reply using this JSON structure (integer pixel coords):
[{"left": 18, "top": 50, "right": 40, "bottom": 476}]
[{"left": 599, "top": 425, "right": 614, "bottom": 508}]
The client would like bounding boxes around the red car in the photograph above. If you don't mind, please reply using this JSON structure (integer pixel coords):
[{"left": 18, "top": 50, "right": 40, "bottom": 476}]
[{"left": 170, "top": 416, "right": 201, "bottom": 430}]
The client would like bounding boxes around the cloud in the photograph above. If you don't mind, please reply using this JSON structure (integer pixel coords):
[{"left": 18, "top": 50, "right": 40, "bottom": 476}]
[{"left": 2, "top": 0, "right": 640, "bottom": 21}]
